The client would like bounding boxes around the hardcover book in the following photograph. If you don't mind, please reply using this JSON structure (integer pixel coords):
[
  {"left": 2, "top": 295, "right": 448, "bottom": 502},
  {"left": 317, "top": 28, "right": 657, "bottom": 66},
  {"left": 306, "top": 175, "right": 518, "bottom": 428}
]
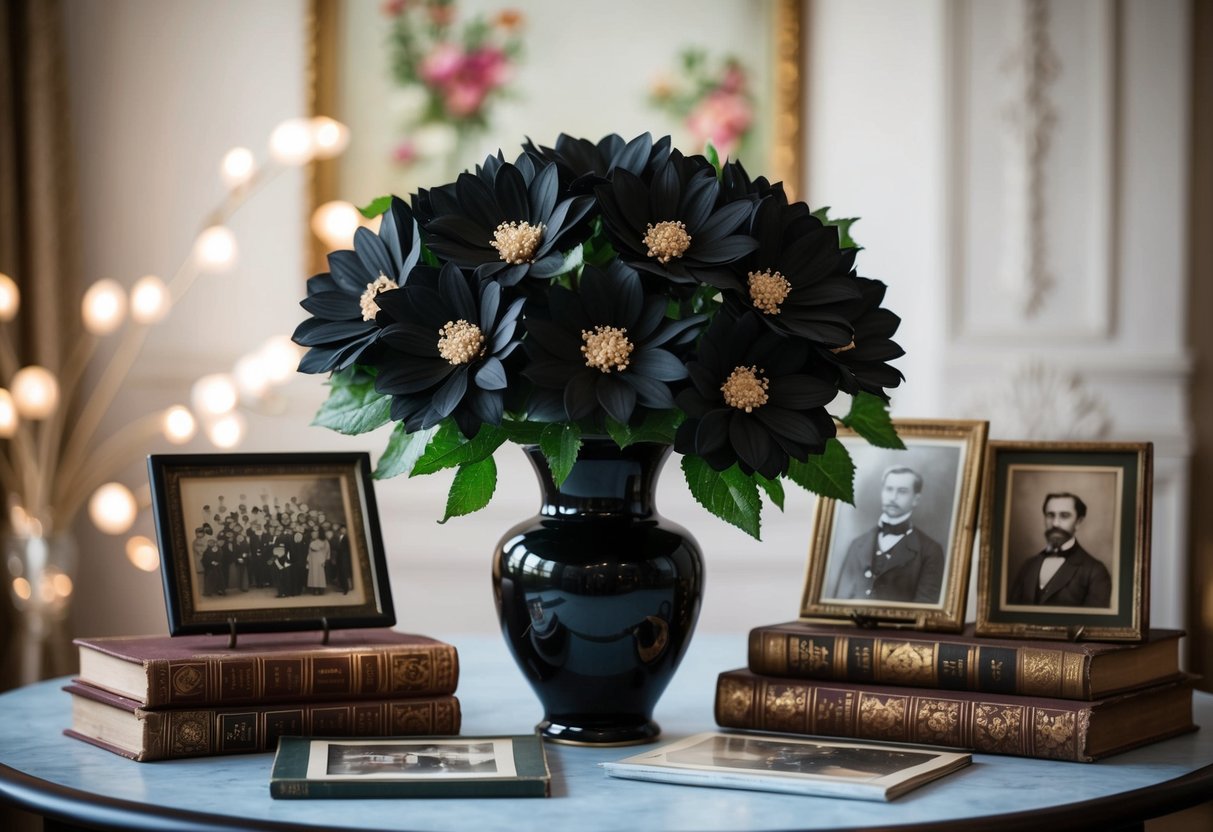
[
  {"left": 748, "top": 621, "right": 1183, "bottom": 700},
  {"left": 74, "top": 629, "right": 458, "bottom": 707},
  {"left": 63, "top": 682, "right": 461, "bottom": 762},
  {"left": 715, "top": 669, "right": 1196, "bottom": 763},
  {"left": 602, "top": 732, "right": 970, "bottom": 801},
  {"left": 270, "top": 734, "right": 551, "bottom": 798}
]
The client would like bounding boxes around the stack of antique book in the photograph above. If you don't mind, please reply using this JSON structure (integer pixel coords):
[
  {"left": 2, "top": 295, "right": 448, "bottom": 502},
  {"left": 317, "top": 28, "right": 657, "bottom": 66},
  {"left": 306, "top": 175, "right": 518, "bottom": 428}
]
[
  {"left": 715, "top": 621, "right": 1194, "bottom": 762},
  {"left": 63, "top": 629, "right": 460, "bottom": 761}
]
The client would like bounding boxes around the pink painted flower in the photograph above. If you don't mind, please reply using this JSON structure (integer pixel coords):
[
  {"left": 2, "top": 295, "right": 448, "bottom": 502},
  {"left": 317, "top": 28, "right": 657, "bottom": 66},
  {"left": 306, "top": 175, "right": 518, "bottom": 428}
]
[
  {"left": 686, "top": 90, "right": 753, "bottom": 158},
  {"left": 419, "top": 43, "right": 464, "bottom": 85},
  {"left": 443, "top": 81, "right": 488, "bottom": 117},
  {"left": 391, "top": 139, "right": 419, "bottom": 166},
  {"left": 381, "top": 0, "right": 410, "bottom": 17},
  {"left": 464, "top": 47, "right": 511, "bottom": 89}
]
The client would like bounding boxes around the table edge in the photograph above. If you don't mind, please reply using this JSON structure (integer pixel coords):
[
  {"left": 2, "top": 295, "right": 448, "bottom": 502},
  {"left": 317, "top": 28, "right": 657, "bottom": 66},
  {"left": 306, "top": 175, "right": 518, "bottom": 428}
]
[{"left": 2, "top": 757, "right": 1211, "bottom": 832}]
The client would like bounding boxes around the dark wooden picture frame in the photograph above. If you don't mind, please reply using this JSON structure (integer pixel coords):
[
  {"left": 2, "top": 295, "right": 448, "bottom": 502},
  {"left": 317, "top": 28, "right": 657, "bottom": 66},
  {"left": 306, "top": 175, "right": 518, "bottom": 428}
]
[
  {"left": 148, "top": 452, "right": 395, "bottom": 636},
  {"left": 975, "top": 441, "right": 1152, "bottom": 642},
  {"left": 800, "top": 420, "right": 988, "bottom": 632}
]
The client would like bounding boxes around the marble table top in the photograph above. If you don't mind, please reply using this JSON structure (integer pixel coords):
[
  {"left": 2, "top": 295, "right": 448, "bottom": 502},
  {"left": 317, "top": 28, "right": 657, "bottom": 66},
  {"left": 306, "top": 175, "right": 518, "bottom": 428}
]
[{"left": 1, "top": 633, "right": 1210, "bottom": 832}]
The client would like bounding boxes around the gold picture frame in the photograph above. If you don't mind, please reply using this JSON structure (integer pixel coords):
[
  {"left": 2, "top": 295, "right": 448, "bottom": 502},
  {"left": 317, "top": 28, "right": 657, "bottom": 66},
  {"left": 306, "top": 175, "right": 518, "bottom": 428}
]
[
  {"left": 148, "top": 452, "right": 395, "bottom": 637},
  {"left": 799, "top": 419, "right": 988, "bottom": 632},
  {"left": 306, "top": 0, "right": 804, "bottom": 273},
  {"left": 975, "top": 441, "right": 1153, "bottom": 642}
]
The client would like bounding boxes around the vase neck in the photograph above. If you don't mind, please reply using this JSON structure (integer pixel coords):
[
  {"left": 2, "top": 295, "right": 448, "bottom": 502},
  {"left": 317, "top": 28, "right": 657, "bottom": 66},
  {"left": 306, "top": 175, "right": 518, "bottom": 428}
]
[{"left": 524, "top": 441, "right": 671, "bottom": 518}]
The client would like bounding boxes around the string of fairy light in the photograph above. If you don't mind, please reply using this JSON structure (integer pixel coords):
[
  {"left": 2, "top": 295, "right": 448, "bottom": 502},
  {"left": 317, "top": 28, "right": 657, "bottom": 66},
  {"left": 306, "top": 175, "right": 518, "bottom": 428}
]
[{"left": 1, "top": 114, "right": 357, "bottom": 611}]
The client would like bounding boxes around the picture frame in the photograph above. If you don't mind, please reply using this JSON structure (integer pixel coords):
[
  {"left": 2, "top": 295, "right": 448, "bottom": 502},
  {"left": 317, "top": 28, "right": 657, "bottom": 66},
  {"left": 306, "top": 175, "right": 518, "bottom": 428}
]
[
  {"left": 270, "top": 734, "right": 552, "bottom": 798},
  {"left": 602, "top": 732, "right": 971, "bottom": 802},
  {"left": 307, "top": 0, "right": 805, "bottom": 271},
  {"left": 148, "top": 452, "right": 395, "bottom": 636},
  {"left": 975, "top": 441, "right": 1152, "bottom": 642},
  {"left": 800, "top": 419, "right": 989, "bottom": 632}
]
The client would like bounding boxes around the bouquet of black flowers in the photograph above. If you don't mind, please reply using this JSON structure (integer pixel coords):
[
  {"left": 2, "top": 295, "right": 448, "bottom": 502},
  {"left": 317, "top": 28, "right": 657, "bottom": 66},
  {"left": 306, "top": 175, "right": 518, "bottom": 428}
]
[{"left": 294, "top": 134, "right": 905, "bottom": 537}]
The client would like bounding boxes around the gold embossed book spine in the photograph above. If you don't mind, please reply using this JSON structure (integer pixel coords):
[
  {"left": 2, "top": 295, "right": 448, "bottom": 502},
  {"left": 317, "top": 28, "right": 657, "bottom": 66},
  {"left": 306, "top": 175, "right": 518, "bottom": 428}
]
[
  {"left": 714, "top": 669, "right": 1195, "bottom": 763},
  {"left": 747, "top": 623, "right": 1183, "bottom": 700},
  {"left": 64, "top": 682, "right": 461, "bottom": 762},
  {"left": 73, "top": 631, "right": 460, "bottom": 707}
]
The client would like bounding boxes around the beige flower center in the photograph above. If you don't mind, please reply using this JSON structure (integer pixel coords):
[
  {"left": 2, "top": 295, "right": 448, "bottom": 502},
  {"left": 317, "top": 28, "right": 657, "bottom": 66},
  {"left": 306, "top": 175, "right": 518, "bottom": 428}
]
[
  {"left": 830, "top": 340, "right": 856, "bottom": 354},
  {"left": 721, "top": 365, "right": 770, "bottom": 412},
  {"left": 359, "top": 273, "right": 398, "bottom": 321},
  {"left": 581, "top": 325, "right": 634, "bottom": 373},
  {"left": 748, "top": 269, "right": 792, "bottom": 315},
  {"left": 437, "top": 319, "right": 486, "bottom": 365},
  {"left": 490, "top": 220, "right": 545, "bottom": 264},
  {"left": 643, "top": 220, "right": 691, "bottom": 263}
]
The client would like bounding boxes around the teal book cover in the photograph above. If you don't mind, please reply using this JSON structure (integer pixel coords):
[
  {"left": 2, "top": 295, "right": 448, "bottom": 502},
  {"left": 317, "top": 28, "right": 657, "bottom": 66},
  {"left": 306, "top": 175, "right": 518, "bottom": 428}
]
[{"left": 270, "top": 733, "right": 551, "bottom": 798}]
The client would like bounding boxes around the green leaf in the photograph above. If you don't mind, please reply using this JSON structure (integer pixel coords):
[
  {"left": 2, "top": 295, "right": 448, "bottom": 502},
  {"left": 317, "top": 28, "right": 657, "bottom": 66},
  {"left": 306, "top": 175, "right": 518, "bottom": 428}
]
[
  {"left": 552, "top": 245, "right": 583, "bottom": 278},
  {"left": 810, "top": 206, "right": 862, "bottom": 250},
  {"left": 785, "top": 438, "right": 856, "bottom": 504},
  {"left": 501, "top": 420, "right": 547, "bottom": 445},
  {"left": 539, "top": 422, "right": 581, "bottom": 487},
  {"left": 359, "top": 196, "right": 393, "bottom": 219},
  {"left": 755, "top": 473, "right": 785, "bottom": 511},
  {"left": 374, "top": 424, "right": 437, "bottom": 479},
  {"left": 438, "top": 456, "right": 497, "bottom": 523},
  {"left": 311, "top": 374, "right": 392, "bottom": 436},
  {"left": 841, "top": 391, "right": 905, "bottom": 450},
  {"left": 411, "top": 421, "right": 507, "bottom": 477},
  {"left": 705, "top": 141, "right": 722, "bottom": 175},
  {"left": 681, "top": 456, "right": 762, "bottom": 540},
  {"left": 605, "top": 410, "right": 683, "bottom": 448}
]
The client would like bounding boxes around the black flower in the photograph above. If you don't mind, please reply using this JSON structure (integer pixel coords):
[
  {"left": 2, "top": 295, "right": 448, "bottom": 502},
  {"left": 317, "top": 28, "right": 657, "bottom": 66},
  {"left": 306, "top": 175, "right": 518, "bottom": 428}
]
[
  {"left": 291, "top": 197, "right": 420, "bottom": 373},
  {"left": 523, "top": 262, "right": 704, "bottom": 425},
  {"left": 372, "top": 261, "right": 525, "bottom": 437},
  {"left": 594, "top": 151, "right": 757, "bottom": 287},
  {"left": 718, "top": 197, "right": 862, "bottom": 347},
  {"left": 675, "top": 312, "right": 837, "bottom": 479},
  {"left": 522, "top": 132, "right": 672, "bottom": 197},
  {"left": 719, "top": 158, "right": 786, "bottom": 205},
  {"left": 822, "top": 276, "right": 905, "bottom": 400},
  {"left": 420, "top": 154, "right": 595, "bottom": 287}
]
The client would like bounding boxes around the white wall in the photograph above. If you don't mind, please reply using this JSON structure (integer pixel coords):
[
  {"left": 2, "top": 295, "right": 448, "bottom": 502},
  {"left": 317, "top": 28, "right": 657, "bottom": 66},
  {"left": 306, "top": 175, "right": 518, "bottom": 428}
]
[{"left": 62, "top": 0, "right": 1192, "bottom": 644}]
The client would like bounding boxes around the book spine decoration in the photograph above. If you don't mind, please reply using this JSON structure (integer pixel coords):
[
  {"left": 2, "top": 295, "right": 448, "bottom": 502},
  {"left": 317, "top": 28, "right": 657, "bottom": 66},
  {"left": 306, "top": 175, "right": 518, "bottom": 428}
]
[
  {"left": 715, "top": 670, "right": 1095, "bottom": 763},
  {"left": 141, "top": 696, "right": 461, "bottom": 761},
  {"left": 146, "top": 644, "right": 458, "bottom": 706},
  {"left": 748, "top": 629, "right": 1092, "bottom": 698}
]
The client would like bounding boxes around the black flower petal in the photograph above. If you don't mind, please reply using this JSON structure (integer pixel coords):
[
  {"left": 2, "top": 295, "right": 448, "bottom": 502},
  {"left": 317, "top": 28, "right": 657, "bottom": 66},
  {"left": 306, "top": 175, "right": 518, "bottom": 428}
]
[
  {"left": 291, "top": 197, "right": 421, "bottom": 374},
  {"left": 674, "top": 312, "right": 838, "bottom": 478},
  {"left": 372, "top": 262, "right": 524, "bottom": 437},
  {"left": 522, "top": 262, "right": 705, "bottom": 425}
]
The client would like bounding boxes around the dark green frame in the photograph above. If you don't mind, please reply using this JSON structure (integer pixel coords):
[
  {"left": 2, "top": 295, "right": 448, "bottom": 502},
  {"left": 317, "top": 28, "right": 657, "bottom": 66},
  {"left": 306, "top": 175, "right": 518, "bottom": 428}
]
[{"left": 975, "top": 441, "right": 1152, "bottom": 641}]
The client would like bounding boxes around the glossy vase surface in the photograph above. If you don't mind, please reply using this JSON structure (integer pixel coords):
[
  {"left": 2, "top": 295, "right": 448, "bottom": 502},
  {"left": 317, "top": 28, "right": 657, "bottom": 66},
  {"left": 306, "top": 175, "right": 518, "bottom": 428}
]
[{"left": 492, "top": 440, "right": 704, "bottom": 745}]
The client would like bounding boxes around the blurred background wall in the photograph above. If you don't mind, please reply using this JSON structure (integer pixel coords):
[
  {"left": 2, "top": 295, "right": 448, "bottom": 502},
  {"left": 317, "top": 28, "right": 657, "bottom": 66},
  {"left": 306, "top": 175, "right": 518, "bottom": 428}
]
[{"left": 0, "top": 0, "right": 1202, "bottom": 672}]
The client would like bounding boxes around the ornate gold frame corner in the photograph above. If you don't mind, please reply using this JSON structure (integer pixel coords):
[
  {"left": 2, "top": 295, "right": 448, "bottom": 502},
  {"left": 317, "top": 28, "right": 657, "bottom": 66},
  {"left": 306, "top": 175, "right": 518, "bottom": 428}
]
[{"left": 799, "top": 419, "right": 990, "bottom": 633}]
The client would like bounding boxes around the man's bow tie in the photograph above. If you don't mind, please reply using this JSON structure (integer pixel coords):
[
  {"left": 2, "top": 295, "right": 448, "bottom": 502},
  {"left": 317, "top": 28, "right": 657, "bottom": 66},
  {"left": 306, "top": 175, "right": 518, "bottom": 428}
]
[{"left": 879, "top": 520, "right": 910, "bottom": 535}]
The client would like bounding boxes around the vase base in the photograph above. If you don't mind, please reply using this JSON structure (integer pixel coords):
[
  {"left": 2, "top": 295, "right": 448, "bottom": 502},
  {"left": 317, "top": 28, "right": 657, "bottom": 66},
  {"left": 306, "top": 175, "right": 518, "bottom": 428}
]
[{"left": 537, "top": 717, "right": 661, "bottom": 746}]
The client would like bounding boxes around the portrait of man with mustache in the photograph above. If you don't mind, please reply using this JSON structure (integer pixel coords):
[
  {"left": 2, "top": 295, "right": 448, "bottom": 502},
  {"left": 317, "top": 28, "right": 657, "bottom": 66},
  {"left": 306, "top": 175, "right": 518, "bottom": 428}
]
[{"left": 1007, "top": 492, "right": 1112, "bottom": 607}]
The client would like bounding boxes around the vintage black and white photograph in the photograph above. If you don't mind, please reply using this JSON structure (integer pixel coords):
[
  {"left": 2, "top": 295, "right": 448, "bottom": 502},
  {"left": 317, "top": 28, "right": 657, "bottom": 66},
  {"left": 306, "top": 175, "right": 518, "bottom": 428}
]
[
  {"left": 149, "top": 453, "right": 394, "bottom": 635},
  {"left": 801, "top": 420, "right": 987, "bottom": 631},
  {"left": 602, "top": 732, "right": 971, "bottom": 801},
  {"left": 977, "top": 442, "right": 1152, "bottom": 641},
  {"left": 306, "top": 738, "right": 517, "bottom": 781}
]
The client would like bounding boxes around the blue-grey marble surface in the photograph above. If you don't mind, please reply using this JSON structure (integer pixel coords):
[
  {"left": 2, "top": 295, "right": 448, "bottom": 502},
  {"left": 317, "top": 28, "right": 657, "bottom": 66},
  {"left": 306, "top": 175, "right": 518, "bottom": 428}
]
[{"left": 0, "top": 633, "right": 1210, "bottom": 832}]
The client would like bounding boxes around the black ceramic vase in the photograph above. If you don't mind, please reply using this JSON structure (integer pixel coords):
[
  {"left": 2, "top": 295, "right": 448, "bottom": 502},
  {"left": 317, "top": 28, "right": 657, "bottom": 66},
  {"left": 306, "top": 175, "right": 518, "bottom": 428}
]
[{"left": 492, "top": 440, "right": 704, "bottom": 745}]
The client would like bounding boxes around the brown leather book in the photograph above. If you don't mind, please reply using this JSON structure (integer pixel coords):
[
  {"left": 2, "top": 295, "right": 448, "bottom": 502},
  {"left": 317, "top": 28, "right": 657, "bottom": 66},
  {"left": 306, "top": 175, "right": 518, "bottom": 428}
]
[
  {"left": 74, "top": 629, "right": 458, "bottom": 707},
  {"left": 749, "top": 621, "right": 1184, "bottom": 700},
  {"left": 715, "top": 668, "right": 1196, "bottom": 763},
  {"left": 63, "top": 681, "right": 462, "bottom": 762}
]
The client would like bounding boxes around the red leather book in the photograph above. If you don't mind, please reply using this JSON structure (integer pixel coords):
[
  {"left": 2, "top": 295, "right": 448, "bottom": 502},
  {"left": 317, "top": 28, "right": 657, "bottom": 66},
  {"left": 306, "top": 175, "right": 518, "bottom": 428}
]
[
  {"left": 747, "top": 621, "right": 1184, "bottom": 700},
  {"left": 64, "top": 681, "right": 462, "bottom": 762},
  {"left": 715, "top": 668, "right": 1195, "bottom": 763},
  {"left": 74, "top": 629, "right": 458, "bottom": 707}
]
